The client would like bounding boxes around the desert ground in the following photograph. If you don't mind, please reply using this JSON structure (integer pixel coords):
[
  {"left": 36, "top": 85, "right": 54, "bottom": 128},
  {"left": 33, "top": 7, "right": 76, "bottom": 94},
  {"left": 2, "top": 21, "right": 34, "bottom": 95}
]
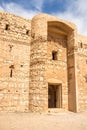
[{"left": 0, "top": 111, "right": 87, "bottom": 130}]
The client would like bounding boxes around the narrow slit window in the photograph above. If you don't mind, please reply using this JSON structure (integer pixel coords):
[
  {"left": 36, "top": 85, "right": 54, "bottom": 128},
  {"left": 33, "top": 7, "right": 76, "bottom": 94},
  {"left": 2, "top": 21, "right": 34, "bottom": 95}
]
[
  {"left": 52, "top": 51, "right": 57, "bottom": 60},
  {"left": 80, "top": 42, "right": 83, "bottom": 48},
  {"left": 5, "top": 24, "right": 9, "bottom": 30},
  {"left": 78, "top": 41, "right": 83, "bottom": 48},
  {"left": 9, "top": 65, "right": 14, "bottom": 78},
  {"left": 10, "top": 69, "right": 13, "bottom": 77},
  {"left": 26, "top": 30, "right": 29, "bottom": 35}
]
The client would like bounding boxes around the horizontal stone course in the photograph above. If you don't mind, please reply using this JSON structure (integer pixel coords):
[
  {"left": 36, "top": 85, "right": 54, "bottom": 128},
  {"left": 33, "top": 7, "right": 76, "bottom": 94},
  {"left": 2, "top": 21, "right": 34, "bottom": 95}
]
[{"left": 0, "top": 11, "right": 87, "bottom": 113}]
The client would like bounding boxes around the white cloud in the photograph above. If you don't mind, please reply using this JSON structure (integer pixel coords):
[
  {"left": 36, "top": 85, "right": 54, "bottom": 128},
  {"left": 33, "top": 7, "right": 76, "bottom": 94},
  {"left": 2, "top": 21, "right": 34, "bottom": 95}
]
[
  {"left": 0, "top": 0, "right": 87, "bottom": 35},
  {"left": 53, "top": 0, "right": 87, "bottom": 35},
  {"left": 0, "top": 2, "right": 38, "bottom": 19},
  {"left": 30, "top": 0, "right": 44, "bottom": 11},
  {"left": 0, "top": 6, "right": 4, "bottom": 11}
]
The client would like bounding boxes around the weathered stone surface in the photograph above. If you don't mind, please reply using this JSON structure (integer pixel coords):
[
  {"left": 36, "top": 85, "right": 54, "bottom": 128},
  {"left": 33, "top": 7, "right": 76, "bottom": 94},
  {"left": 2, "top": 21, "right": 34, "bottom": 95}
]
[
  {"left": 0, "top": 11, "right": 30, "bottom": 112},
  {"left": 0, "top": 11, "right": 87, "bottom": 113}
]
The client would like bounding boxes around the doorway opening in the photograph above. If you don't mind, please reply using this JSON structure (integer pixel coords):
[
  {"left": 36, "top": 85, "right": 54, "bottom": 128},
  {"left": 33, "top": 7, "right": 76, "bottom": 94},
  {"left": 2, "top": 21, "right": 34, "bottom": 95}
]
[{"left": 48, "top": 84, "right": 62, "bottom": 108}]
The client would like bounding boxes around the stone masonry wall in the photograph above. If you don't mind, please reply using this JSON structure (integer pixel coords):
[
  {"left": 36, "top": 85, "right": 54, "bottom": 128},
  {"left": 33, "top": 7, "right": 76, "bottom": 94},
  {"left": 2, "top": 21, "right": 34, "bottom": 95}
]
[
  {"left": 77, "top": 42, "right": 87, "bottom": 111},
  {"left": 29, "top": 15, "right": 48, "bottom": 112},
  {"left": 0, "top": 12, "right": 31, "bottom": 111},
  {"left": 47, "top": 32, "right": 68, "bottom": 110},
  {"left": 67, "top": 30, "right": 78, "bottom": 112},
  {"left": 29, "top": 14, "right": 79, "bottom": 113},
  {"left": 0, "top": 12, "right": 87, "bottom": 113}
]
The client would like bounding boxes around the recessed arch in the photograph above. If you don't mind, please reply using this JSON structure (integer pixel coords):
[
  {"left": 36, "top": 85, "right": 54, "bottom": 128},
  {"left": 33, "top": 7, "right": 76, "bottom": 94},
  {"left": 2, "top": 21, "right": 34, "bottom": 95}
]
[{"left": 48, "top": 21, "right": 74, "bottom": 34}]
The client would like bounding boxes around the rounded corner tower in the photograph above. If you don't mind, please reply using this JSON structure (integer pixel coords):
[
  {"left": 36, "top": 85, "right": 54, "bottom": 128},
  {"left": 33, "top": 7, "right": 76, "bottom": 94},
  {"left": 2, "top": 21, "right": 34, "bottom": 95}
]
[
  {"left": 29, "top": 13, "right": 78, "bottom": 113},
  {"left": 0, "top": 11, "right": 87, "bottom": 113}
]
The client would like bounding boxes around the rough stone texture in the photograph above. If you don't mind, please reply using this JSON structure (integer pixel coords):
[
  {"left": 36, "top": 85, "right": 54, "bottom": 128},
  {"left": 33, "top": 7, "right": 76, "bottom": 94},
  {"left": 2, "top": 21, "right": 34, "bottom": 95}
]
[
  {"left": 47, "top": 32, "right": 68, "bottom": 110},
  {"left": 76, "top": 35, "right": 87, "bottom": 111},
  {"left": 0, "top": 11, "right": 87, "bottom": 113},
  {"left": 0, "top": 12, "right": 31, "bottom": 111}
]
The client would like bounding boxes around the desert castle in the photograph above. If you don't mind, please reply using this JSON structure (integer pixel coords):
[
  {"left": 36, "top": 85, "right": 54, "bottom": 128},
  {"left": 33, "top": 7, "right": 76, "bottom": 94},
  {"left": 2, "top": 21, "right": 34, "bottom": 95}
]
[{"left": 0, "top": 11, "right": 87, "bottom": 113}]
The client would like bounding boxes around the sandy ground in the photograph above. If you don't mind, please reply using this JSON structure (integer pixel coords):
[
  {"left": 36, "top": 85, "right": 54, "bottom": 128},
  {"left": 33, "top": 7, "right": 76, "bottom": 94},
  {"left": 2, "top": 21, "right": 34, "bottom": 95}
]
[{"left": 0, "top": 111, "right": 87, "bottom": 130}]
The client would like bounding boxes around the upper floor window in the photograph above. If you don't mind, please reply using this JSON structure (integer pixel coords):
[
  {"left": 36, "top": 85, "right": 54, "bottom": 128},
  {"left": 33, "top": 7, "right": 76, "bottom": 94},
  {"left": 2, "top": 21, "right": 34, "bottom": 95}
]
[
  {"left": 26, "top": 30, "right": 29, "bottom": 35},
  {"left": 5, "top": 24, "right": 9, "bottom": 30},
  {"left": 52, "top": 51, "right": 57, "bottom": 60},
  {"left": 78, "top": 41, "right": 83, "bottom": 48},
  {"left": 80, "top": 42, "right": 83, "bottom": 48}
]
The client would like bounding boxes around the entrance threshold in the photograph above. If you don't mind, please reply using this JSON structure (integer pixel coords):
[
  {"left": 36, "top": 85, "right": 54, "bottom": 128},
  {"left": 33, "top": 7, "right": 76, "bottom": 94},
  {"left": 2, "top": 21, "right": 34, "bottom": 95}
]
[{"left": 48, "top": 108, "right": 68, "bottom": 113}]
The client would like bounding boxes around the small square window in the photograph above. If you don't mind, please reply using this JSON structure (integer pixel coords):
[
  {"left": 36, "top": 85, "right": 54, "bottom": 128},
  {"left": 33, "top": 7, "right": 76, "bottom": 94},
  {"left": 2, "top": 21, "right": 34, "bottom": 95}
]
[{"left": 52, "top": 51, "right": 57, "bottom": 60}]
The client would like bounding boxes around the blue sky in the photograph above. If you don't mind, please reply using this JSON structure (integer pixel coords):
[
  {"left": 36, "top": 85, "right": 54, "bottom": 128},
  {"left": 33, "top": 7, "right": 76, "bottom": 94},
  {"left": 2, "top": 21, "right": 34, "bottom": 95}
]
[{"left": 0, "top": 0, "right": 87, "bottom": 35}]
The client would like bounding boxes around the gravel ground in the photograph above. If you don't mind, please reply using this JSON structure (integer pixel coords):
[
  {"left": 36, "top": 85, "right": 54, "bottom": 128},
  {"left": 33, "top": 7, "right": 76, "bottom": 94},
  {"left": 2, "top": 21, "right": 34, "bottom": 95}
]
[{"left": 0, "top": 111, "right": 87, "bottom": 130}]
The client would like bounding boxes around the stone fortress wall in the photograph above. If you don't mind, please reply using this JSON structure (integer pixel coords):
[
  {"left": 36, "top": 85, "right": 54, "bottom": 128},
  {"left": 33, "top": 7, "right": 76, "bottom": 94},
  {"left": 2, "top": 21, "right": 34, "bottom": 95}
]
[
  {"left": 0, "top": 11, "right": 87, "bottom": 113},
  {"left": 0, "top": 12, "right": 31, "bottom": 111},
  {"left": 76, "top": 35, "right": 87, "bottom": 111}
]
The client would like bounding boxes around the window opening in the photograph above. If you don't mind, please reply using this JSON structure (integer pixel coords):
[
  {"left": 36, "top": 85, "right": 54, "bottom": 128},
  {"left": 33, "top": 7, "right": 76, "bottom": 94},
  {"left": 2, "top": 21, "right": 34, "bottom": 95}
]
[
  {"left": 26, "top": 30, "right": 29, "bottom": 35},
  {"left": 5, "top": 24, "right": 9, "bottom": 30},
  {"left": 52, "top": 51, "right": 57, "bottom": 60},
  {"left": 9, "top": 65, "right": 14, "bottom": 78},
  {"left": 80, "top": 42, "right": 83, "bottom": 48},
  {"left": 10, "top": 69, "right": 13, "bottom": 77}
]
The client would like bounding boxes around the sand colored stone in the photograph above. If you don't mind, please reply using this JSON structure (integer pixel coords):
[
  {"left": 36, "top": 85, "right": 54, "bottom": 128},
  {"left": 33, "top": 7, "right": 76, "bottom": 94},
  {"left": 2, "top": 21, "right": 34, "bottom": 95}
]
[
  {"left": 0, "top": 11, "right": 87, "bottom": 113},
  {"left": 0, "top": 111, "right": 87, "bottom": 130}
]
